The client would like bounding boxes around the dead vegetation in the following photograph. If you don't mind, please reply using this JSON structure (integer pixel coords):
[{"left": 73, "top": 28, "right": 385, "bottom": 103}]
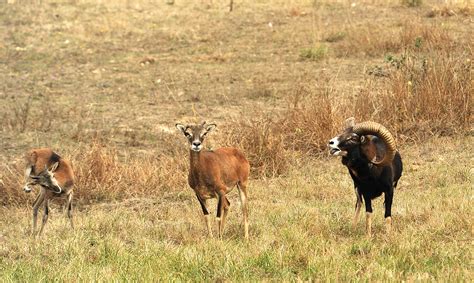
[
  {"left": 1, "top": 42, "right": 471, "bottom": 204},
  {"left": 225, "top": 117, "right": 289, "bottom": 178},
  {"left": 357, "top": 49, "right": 472, "bottom": 139},
  {"left": 0, "top": 1, "right": 472, "bottom": 205},
  {"left": 332, "top": 21, "right": 454, "bottom": 57},
  {"left": 426, "top": 4, "right": 472, "bottom": 18},
  {"left": 0, "top": 140, "right": 188, "bottom": 205},
  {"left": 0, "top": 1, "right": 473, "bottom": 281}
]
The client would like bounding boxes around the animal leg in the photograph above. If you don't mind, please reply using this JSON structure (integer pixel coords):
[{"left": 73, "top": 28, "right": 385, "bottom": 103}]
[
  {"left": 353, "top": 187, "right": 362, "bottom": 227},
  {"left": 32, "top": 192, "right": 45, "bottom": 236},
  {"left": 196, "top": 195, "right": 213, "bottom": 237},
  {"left": 237, "top": 182, "right": 249, "bottom": 239},
  {"left": 363, "top": 194, "right": 373, "bottom": 237},
  {"left": 38, "top": 199, "right": 50, "bottom": 236},
  {"left": 220, "top": 196, "right": 230, "bottom": 238},
  {"left": 23, "top": 166, "right": 33, "bottom": 192},
  {"left": 66, "top": 192, "right": 74, "bottom": 230},
  {"left": 216, "top": 190, "right": 230, "bottom": 239},
  {"left": 384, "top": 189, "right": 394, "bottom": 233},
  {"left": 366, "top": 212, "right": 373, "bottom": 238}
]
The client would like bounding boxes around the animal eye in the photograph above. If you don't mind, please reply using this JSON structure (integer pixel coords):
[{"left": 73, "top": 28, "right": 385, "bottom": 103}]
[
  {"left": 348, "top": 133, "right": 358, "bottom": 140},
  {"left": 184, "top": 132, "right": 192, "bottom": 137}
]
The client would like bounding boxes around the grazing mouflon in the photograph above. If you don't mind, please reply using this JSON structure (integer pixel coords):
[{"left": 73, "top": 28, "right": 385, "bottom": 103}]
[{"left": 22, "top": 148, "right": 75, "bottom": 236}]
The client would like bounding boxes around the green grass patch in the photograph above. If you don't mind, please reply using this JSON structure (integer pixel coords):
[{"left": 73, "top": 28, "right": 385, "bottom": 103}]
[{"left": 299, "top": 45, "right": 328, "bottom": 61}]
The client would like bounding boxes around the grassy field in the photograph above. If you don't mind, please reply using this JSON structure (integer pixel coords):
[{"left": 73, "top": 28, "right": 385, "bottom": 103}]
[
  {"left": 1, "top": 138, "right": 472, "bottom": 281},
  {"left": 0, "top": 0, "right": 473, "bottom": 281}
]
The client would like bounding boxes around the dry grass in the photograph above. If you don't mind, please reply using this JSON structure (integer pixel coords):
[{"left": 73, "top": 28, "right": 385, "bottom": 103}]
[
  {"left": 332, "top": 21, "right": 454, "bottom": 57},
  {"left": 1, "top": 137, "right": 472, "bottom": 281},
  {"left": 0, "top": 0, "right": 472, "bottom": 280},
  {"left": 1, "top": 53, "right": 471, "bottom": 203},
  {"left": 356, "top": 49, "right": 472, "bottom": 139},
  {"left": 278, "top": 83, "right": 345, "bottom": 155},
  {"left": 426, "top": 4, "right": 472, "bottom": 17},
  {"left": 73, "top": 141, "right": 187, "bottom": 202},
  {"left": 225, "top": 117, "right": 289, "bottom": 178},
  {"left": 401, "top": 0, "right": 423, "bottom": 7},
  {"left": 1, "top": 46, "right": 471, "bottom": 202},
  {"left": 0, "top": 140, "right": 189, "bottom": 205}
]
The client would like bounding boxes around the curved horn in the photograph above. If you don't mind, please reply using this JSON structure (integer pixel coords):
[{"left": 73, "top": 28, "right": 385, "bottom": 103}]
[{"left": 352, "top": 121, "right": 396, "bottom": 166}]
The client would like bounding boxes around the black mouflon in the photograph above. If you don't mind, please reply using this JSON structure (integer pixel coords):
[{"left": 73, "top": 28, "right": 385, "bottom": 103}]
[{"left": 328, "top": 118, "right": 403, "bottom": 236}]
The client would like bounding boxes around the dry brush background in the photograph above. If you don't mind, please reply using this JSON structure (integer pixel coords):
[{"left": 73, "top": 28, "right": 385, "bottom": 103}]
[{"left": 0, "top": 0, "right": 473, "bottom": 281}]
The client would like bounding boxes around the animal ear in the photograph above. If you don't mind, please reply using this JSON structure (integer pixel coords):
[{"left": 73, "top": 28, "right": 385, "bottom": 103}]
[
  {"left": 205, "top": 123, "right": 217, "bottom": 133},
  {"left": 49, "top": 162, "right": 59, "bottom": 172},
  {"left": 360, "top": 135, "right": 368, "bottom": 144},
  {"left": 176, "top": 123, "right": 187, "bottom": 134},
  {"left": 343, "top": 117, "right": 355, "bottom": 129},
  {"left": 31, "top": 151, "right": 38, "bottom": 163}
]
